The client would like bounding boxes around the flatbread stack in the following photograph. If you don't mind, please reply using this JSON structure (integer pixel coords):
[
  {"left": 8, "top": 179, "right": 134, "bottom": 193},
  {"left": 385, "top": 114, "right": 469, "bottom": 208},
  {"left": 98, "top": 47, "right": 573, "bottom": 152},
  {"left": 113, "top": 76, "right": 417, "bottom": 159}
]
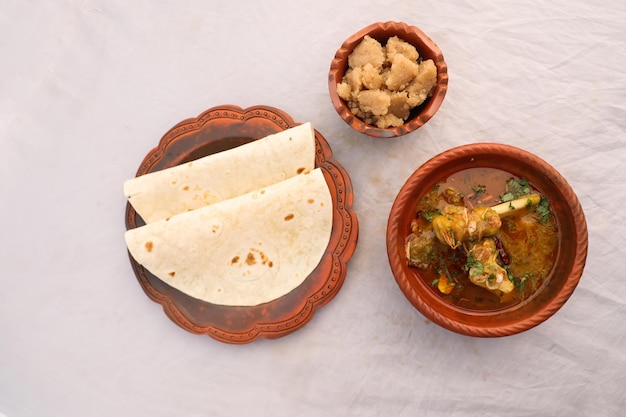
[{"left": 124, "top": 123, "right": 333, "bottom": 306}]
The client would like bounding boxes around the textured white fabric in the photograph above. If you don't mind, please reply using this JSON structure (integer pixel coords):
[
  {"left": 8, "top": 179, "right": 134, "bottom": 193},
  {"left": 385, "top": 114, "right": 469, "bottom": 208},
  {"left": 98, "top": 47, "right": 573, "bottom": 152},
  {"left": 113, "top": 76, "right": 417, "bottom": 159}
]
[{"left": 1, "top": 1, "right": 625, "bottom": 416}]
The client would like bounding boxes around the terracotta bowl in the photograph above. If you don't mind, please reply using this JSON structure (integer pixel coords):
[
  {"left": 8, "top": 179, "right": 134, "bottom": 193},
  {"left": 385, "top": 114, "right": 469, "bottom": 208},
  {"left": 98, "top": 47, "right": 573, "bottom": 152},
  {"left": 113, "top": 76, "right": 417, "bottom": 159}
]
[
  {"left": 386, "top": 143, "right": 588, "bottom": 337},
  {"left": 328, "top": 21, "right": 448, "bottom": 138}
]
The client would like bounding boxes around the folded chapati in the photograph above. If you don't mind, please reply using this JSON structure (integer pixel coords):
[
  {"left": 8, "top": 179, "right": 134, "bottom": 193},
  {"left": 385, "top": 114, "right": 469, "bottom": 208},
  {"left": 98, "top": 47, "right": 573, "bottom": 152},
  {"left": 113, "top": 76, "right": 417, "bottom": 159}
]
[
  {"left": 124, "top": 168, "right": 332, "bottom": 306},
  {"left": 124, "top": 122, "right": 316, "bottom": 223}
]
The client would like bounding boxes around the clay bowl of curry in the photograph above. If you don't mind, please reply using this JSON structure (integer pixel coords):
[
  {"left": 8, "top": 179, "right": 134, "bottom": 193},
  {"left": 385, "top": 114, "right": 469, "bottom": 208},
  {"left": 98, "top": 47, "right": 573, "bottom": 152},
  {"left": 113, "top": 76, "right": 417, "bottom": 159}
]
[
  {"left": 386, "top": 143, "right": 588, "bottom": 337},
  {"left": 328, "top": 21, "right": 448, "bottom": 138}
]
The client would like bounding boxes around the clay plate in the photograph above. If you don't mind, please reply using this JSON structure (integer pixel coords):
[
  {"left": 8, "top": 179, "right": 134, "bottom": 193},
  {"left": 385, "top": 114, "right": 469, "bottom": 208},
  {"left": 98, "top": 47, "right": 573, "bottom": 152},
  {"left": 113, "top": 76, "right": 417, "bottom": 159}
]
[
  {"left": 386, "top": 143, "right": 588, "bottom": 337},
  {"left": 329, "top": 21, "right": 448, "bottom": 138},
  {"left": 125, "top": 105, "right": 359, "bottom": 344}
]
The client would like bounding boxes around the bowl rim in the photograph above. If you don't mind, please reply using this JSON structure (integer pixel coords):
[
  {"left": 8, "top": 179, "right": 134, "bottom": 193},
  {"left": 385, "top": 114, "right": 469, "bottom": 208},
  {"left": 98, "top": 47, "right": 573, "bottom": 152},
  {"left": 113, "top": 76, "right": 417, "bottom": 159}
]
[
  {"left": 386, "top": 142, "right": 589, "bottom": 337},
  {"left": 328, "top": 21, "right": 449, "bottom": 138}
]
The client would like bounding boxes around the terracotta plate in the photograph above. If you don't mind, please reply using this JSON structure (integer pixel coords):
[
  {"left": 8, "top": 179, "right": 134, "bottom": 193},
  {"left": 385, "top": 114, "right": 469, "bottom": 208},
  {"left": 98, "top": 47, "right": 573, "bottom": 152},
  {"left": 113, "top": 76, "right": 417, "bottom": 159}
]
[{"left": 125, "top": 105, "right": 358, "bottom": 343}]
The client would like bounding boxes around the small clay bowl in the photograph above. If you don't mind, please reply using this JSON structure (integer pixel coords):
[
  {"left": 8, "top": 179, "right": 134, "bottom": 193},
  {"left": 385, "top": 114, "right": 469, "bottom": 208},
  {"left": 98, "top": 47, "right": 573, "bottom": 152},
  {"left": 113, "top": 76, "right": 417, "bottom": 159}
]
[
  {"left": 386, "top": 143, "right": 588, "bottom": 337},
  {"left": 328, "top": 21, "right": 448, "bottom": 138}
]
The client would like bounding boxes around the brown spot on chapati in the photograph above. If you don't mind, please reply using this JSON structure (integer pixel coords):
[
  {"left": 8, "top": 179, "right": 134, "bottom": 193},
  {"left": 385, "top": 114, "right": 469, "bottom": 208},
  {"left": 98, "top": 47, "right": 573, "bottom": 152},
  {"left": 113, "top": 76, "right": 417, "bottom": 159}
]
[
  {"left": 171, "top": 180, "right": 177, "bottom": 185},
  {"left": 231, "top": 256, "right": 239, "bottom": 264},
  {"left": 284, "top": 213, "right": 295, "bottom": 221},
  {"left": 252, "top": 248, "right": 270, "bottom": 265},
  {"left": 260, "top": 189, "right": 266, "bottom": 194},
  {"left": 187, "top": 162, "right": 193, "bottom": 167},
  {"left": 165, "top": 217, "right": 171, "bottom": 221},
  {"left": 212, "top": 225, "right": 220, "bottom": 233},
  {"left": 297, "top": 167, "right": 306, "bottom": 174},
  {"left": 246, "top": 252, "right": 256, "bottom": 265},
  {"left": 183, "top": 186, "right": 189, "bottom": 191},
  {"left": 308, "top": 198, "right": 314, "bottom": 204},
  {"left": 145, "top": 241, "right": 153, "bottom": 252},
  {"left": 168, "top": 271, "right": 176, "bottom": 277},
  {"left": 268, "top": 261, "right": 273, "bottom": 267}
]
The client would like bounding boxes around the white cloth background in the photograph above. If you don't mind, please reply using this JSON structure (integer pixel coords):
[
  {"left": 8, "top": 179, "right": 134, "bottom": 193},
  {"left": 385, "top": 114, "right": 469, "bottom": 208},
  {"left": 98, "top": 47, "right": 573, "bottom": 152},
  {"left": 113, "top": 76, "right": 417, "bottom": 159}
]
[{"left": 1, "top": 1, "right": 625, "bottom": 416}]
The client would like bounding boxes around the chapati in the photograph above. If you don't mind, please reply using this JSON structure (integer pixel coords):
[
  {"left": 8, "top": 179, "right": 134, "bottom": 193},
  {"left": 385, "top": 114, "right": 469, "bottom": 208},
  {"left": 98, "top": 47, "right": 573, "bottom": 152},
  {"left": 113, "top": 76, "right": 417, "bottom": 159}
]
[
  {"left": 124, "top": 168, "right": 332, "bottom": 306},
  {"left": 124, "top": 122, "right": 316, "bottom": 223}
]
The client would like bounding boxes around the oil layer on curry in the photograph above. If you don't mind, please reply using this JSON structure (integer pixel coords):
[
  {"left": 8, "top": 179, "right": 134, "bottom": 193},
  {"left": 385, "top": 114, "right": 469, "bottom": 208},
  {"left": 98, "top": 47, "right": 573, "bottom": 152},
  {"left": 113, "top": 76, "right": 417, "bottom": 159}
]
[{"left": 405, "top": 167, "right": 559, "bottom": 310}]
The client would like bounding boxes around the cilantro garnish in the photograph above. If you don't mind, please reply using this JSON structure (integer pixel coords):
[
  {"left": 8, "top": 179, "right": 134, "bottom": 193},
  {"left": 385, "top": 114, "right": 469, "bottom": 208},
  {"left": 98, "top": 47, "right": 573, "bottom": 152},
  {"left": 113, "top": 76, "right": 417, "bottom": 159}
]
[
  {"left": 536, "top": 197, "right": 552, "bottom": 224},
  {"left": 465, "top": 252, "right": 484, "bottom": 278},
  {"left": 500, "top": 178, "right": 532, "bottom": 202},
  {"left": 525, "top": 198, "right": 534, "bottom": 210},
  {"left": 471, "top": 184, "right": 486, "bottom": 194},
  {"left": 423, "top": 208, "right": 442, "bottom": 222}
]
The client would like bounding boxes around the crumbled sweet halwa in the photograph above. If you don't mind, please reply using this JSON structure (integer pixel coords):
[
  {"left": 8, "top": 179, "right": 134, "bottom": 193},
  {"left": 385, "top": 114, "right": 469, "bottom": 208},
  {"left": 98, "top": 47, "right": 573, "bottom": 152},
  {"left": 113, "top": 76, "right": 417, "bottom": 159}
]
[{"left": 337, "top": 35, "right": 437, "bottom": 129}]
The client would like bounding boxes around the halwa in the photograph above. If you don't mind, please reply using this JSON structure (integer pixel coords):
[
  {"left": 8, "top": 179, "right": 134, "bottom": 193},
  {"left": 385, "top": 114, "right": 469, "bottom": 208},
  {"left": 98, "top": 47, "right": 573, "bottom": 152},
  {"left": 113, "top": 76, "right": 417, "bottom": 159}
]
[{"left": 336, "top": 35, "right": 437, "bottom": 129}]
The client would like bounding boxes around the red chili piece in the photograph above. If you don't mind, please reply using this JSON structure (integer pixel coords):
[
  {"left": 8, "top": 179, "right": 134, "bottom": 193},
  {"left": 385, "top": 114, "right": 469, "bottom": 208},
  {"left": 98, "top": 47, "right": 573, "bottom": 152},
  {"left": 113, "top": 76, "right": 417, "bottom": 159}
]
[{"left": 492, "top": 236, "right": 510, "bottom": 265}]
